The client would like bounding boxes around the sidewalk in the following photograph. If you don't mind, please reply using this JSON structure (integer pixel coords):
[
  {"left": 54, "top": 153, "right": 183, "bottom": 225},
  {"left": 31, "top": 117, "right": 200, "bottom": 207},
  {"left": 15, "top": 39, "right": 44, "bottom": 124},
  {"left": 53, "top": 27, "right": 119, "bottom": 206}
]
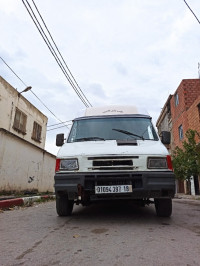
[
  {"left": 0, "top": 194, "right": 55, "bottom": 210},
  {"left": 175, "top": 193, "right": 200, "bottom": 200},
  {"left": 1, "top": 192, "right": 200, "bottom": 210}
]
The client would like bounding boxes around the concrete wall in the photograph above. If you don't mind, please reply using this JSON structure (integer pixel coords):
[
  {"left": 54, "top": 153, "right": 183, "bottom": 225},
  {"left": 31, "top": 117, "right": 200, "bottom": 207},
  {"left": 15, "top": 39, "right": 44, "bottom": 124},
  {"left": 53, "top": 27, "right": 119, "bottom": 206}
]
[
  {"left": 156, "top": 95, "right": 173, "bottom": 153},
  {"left": 0, "top": 128, "right": 56, "bottom": 193},
  {"left": 157, "top": 111, "right": 168, "bottom": 134},
  {"left": 0, "top": 76, "right": 47, "bottom": 149}
]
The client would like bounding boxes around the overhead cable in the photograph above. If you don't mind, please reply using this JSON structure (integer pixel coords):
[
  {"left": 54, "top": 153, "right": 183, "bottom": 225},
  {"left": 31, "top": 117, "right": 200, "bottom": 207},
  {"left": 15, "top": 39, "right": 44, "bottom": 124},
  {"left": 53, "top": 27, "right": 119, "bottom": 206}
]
[
  {"left": 30, "top": 90, "right": 69, "bottom": 129},
  {"left": 22, "top": 0, "right": 89, "bottom": 108},
  {"left": 0, "top": 56, "right": 68, "bottom": 129},
  {"left": 47, "top": 120, "right": 72, "bottom": 128},
  {"left": 22, "top": 0, "right": 92, "bottom": 108},
  {"left": 31, "top": 0, "right": 92, "bottom": 107},
  {"left": 47, "top": 124, "right": 72, "bottom": 132},
  {"left": 0, "top": 56, "right": 27, "bottom": 87},
  {"left": 183, "top": 0, "right": 200, "bottom": 24}
]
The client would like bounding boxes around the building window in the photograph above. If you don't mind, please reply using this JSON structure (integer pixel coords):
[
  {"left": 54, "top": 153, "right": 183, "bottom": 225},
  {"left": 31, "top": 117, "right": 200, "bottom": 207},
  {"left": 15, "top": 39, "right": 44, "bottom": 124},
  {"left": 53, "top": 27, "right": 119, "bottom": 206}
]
[
  {"left": 198, "top": 103, "right": 200, "bottom": 120},
  {"left": 13, "top": 108, "right": 27, "bottom": 134},
  {"left": 175, "top": 93, "right": 179, "bottom": 106},
  {"left": 32, "top": 122, "right": 42, "bottom": 142},
  {"left": 178, "top": 125, "right": 183, "bottom": 140}
]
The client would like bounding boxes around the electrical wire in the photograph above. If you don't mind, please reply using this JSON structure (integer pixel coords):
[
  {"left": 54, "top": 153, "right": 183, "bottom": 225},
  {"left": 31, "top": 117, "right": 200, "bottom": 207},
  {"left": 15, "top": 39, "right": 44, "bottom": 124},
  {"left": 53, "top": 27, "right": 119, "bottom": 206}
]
[
  {"left": 47, "top": 124, "right": 72, "bottom": 132},
  {"left": 47, "top": 120, "right": 72, "bottom": 128},
  {"left": 31, "top": 0, "right": 92, "bottom": 108},
  {"left": 22, "top": 0, "right": 87, "bottom": 107},
  {"left": 0, "top": 56, "right": 68, "bottom": 129},
  {"left": 22, "top": 0, "right": 92, "bottom": 108},
  {"left": 183, "top": 0, "right": 200, "bottom": 24},
  {"left": 22, "top": 0, "right": 90, "bottom": 108},
  {"left": 0, "top": 56, "right": 27, "bottom": 87},
  {"left": 30, "top": 90, "right": 69, "bottom": 128}
]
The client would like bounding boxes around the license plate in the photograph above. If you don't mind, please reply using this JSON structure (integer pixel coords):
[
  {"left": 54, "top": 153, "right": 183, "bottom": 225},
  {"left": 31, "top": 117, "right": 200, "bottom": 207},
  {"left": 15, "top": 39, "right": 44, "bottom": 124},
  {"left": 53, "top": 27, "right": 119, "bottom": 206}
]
[{"left": 95, "top": 185, "right": 132, "bottom": 194}]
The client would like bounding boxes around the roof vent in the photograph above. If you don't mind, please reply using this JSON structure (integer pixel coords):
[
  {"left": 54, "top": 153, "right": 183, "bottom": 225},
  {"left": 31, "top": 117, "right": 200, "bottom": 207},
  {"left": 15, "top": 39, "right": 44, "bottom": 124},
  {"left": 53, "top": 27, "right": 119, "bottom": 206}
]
[{"left": 117, "top": 140, "right": 137, "bottom": 146}]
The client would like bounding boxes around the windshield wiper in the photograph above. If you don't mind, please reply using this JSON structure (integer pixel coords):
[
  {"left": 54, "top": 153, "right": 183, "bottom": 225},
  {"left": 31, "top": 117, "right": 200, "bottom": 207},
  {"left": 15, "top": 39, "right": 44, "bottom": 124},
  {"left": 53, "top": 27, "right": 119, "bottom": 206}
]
[
  {"left": 112, "top": 128, "right": 144, "bottom": 140},
  {"left": 74, "top": 137, "right": 105, "bottom": 142}
]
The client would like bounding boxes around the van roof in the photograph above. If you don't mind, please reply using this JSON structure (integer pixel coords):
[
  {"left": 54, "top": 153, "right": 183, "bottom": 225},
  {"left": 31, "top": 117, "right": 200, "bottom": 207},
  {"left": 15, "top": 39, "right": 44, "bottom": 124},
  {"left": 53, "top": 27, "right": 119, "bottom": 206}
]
[
  {"left": 74, "top": 114, "right": 151, "bottom": 122},
  {"left": 84, "top": 105, "right": 149, "bottom": 117}
]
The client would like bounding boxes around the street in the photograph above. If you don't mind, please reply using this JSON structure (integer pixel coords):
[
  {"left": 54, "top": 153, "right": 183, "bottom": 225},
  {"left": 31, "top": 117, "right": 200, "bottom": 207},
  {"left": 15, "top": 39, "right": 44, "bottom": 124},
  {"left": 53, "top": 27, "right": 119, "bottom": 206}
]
[{"left": 0, "top": 199, "right": 200, "bottom": 266}]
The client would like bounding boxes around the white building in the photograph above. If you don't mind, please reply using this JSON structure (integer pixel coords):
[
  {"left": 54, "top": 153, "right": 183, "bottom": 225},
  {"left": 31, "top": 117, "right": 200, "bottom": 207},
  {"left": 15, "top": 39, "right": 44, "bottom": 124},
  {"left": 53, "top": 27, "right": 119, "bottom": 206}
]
[{"left": 0, "top": 76, "right": 56, "bottom": 193}]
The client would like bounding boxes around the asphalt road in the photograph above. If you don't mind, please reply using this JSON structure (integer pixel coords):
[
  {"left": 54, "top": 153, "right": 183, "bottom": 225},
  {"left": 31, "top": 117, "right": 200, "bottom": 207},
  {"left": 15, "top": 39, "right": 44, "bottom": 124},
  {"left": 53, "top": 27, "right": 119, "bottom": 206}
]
[{"left": 0, "top": 199, "right": 200, "bottom": 266}]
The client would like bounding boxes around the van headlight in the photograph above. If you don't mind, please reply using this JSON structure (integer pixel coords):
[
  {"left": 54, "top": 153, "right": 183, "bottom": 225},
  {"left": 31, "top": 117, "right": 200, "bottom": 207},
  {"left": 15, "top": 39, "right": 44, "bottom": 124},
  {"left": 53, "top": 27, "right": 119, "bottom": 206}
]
[
  {"left": 60, "top": 159, "right": 79, "bottom": 170},
  {"left": 147, "top": 157, "right": 167, "bottom": 169}
]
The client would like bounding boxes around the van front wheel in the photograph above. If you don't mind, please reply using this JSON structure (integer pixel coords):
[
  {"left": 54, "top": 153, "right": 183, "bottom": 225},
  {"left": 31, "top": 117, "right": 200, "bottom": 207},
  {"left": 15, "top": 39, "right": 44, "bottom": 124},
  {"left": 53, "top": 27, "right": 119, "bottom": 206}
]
[
  {"left": 154, "top": 198, "right": 172, "bottom": 217},
  {"left": 56, "top": 194, "right": 74, "bottom": 216}
]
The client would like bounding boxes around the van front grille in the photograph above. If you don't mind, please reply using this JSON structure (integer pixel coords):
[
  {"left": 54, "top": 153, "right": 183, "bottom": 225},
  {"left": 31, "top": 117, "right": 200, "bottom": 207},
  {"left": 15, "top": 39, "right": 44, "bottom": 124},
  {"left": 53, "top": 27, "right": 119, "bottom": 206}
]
[
  {"left": 93, "top": 160, "right": 133, "bottom": 167},
  {"left": 88, "top": 156, "right": 139, "bottom": 171}
]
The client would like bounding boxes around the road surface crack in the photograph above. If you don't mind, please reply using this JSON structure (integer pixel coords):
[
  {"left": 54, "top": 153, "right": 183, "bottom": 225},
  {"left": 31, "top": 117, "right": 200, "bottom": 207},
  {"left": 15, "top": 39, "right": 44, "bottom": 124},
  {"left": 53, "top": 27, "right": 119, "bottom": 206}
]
[{"left": 16, "top": 240, "right": 42, "bottom": 260}]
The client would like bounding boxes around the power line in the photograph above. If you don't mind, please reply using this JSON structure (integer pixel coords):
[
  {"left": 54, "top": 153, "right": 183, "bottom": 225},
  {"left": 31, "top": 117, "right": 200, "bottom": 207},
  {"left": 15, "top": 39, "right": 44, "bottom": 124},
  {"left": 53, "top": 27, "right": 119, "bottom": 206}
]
[
  {"left": 30, "top": 90, "right": 69, "bottom": 129},
  {"left": 21, "top": 0, "right": 89, "bottom": 108},
  {"left": 22, "top": 0, "right": 88, "bottom": 108},
  {"left": 0, "top": 57, "right": 27, "bottom": 87},
  {"left": 183, "top": 0, "right": 200, "bottom": 24},
  {"left": 0, "top": 56, "right": 68, "bottom": 129},
  {"left": 31, "top": 0, "right": 92, "bottom": 108},
  {"left": 22, "top": 0, "right": 92, "bottom": 108},
  {"left": 47, "top": 124, "right": 72, "bottom": 132},
  {"left": 47, "top": 120, "right": 72, "bottom": 128}
]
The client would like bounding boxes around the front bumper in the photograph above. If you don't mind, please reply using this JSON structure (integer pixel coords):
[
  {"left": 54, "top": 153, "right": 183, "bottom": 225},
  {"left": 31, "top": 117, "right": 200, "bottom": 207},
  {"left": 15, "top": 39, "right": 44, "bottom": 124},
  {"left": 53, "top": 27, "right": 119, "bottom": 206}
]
[{"left": 54, "top": 171, "right": 175, "bottom": 201}]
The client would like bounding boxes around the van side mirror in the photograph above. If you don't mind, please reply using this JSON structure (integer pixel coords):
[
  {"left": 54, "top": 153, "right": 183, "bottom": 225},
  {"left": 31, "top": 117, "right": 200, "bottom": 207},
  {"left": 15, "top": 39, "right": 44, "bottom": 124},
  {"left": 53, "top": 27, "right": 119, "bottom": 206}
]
[
  {"left": 161, "top": 131, "right": 171, "bottom": 145},
  {"left": 56, "top": 133, "right": 65, "bottom": 146}
]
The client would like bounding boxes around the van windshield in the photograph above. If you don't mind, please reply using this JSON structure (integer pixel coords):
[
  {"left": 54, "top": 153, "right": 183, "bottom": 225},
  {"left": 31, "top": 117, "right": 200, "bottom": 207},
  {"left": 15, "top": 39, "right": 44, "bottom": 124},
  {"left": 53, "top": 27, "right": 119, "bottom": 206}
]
[{"left": 68, "top": 117, "right": 158, "bottom": 143}]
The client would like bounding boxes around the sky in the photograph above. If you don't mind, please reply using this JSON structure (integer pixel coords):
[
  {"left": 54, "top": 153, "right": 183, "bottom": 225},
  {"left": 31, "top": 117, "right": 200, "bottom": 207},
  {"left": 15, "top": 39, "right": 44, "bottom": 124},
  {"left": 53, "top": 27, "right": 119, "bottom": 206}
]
[{"left": 0, "top": 0, "right": 200, "bottom": 155}]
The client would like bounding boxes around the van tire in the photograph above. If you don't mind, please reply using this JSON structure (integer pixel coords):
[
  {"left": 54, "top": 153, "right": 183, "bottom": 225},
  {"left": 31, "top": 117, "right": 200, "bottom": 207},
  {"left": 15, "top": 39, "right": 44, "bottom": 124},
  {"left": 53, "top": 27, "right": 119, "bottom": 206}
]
[
  {"left": 154, "top": 198, "right": 172, "bottom": 217},
  {"left": 56, "top": 194, "right": 74, "bottom": 216}
]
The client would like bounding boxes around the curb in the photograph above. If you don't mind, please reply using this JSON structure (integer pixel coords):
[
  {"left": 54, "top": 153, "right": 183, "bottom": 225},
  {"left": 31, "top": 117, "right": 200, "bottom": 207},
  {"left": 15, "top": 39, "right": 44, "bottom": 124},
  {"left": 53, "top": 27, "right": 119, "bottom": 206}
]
[
  {"left": 0, "top": 195, "right": 55, "bottom": 210},
  {"left": 175, "top": 193, "right": 200, "bottom": 200}
]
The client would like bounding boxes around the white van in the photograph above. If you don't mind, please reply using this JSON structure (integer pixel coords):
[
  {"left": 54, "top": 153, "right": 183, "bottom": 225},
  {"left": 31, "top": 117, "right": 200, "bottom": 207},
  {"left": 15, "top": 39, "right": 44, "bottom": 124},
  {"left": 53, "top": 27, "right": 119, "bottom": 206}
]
[{"left": 54, "top": 106, "right": 175, "bottom": 217}]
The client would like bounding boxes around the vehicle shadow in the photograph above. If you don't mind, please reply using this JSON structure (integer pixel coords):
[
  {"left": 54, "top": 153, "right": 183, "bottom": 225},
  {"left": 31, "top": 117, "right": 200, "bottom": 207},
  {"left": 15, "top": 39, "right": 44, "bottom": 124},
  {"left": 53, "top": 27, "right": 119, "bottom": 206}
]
[{"left": 68, "top": 200, "right": 173, "bottom": 226}]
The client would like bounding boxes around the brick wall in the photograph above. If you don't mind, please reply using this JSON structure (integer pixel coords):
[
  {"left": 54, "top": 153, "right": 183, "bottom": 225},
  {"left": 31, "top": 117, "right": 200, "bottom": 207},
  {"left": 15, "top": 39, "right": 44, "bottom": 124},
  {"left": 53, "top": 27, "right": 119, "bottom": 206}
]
[
  {"left": 187, "top": 95, "right": 200, "bottom": 142},
  {"left": 183, "top": 79, "right": 200, "bottom": 110},
  {"left": 170, "top": 79, "right": 200, "bottom": 149},
  {"left": 157, "top": 79, "right": 200, "bottom": 194}
]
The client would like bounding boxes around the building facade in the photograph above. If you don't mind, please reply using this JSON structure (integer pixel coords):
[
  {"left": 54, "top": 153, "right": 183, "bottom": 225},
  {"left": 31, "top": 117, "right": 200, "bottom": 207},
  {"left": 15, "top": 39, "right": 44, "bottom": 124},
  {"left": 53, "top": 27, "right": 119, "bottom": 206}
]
[
  {"left": 156, "top": 95, "right": 173, "bottom": 153},
  {"left": 156, "top": 79, "right": 200, "bottom": 194},
  {"left": 0, "top": 76, "right": 56, "bottom": 193},
  {"left": 0, "top": 76, "right": 47, "bottom": 149},
  {"left": 170, "top": 79, "right": 200, "bottom": 150}
]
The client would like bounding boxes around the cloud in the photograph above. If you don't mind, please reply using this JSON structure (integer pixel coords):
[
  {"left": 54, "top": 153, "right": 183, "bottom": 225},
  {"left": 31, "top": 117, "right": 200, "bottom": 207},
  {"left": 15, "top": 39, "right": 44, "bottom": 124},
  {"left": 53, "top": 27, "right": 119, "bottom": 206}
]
[
  {"left": 86, "top": 82, "right": 106, "bottom": 98},
  {"left": 113, "top": 62, "right": 128, "bottom": 76},
  {"left": 1, "top": 0, "right": 200, "bottom": 154}
]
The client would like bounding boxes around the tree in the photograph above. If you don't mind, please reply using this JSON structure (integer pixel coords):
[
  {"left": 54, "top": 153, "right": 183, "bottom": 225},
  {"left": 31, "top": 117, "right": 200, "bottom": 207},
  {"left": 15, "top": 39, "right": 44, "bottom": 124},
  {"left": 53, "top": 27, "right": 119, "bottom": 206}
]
[{"left": 172, "top": 129, "right": 200, "bottom": 182}]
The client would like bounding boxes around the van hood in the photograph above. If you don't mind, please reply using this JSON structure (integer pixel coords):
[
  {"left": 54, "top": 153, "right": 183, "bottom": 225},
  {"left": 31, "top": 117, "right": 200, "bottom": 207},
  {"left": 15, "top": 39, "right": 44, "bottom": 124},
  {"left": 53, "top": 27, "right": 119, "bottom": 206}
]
[{"left": 57, "top": 140, "right": 168, "bottom": 158}]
